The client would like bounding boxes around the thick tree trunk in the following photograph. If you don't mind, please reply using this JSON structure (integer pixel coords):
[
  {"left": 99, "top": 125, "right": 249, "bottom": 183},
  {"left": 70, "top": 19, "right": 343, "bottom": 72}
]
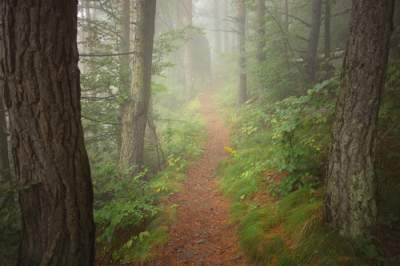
[
  {"left": 1, "top": 0, "right": 95, "bottom": 265},
  {"left": 307, "top": 0, "right": 322, "bottom": 84},
  {"left": 0, "top": 26, "right": 10, "bottom": 183},
  {"left": 0, "top": 89, "right": 10, "bottom": 183},
  {"left": 237, "top": 0, "right": 247, "bottom": 105},
  {"left": 119, "top": 0, "right": 156, "bottom": 173},
  {"left": 256, "top": 0, "right": 266, "bottom": 63},
  {"left": 325, "top": 0, "right": 394, "bottom": 238}
]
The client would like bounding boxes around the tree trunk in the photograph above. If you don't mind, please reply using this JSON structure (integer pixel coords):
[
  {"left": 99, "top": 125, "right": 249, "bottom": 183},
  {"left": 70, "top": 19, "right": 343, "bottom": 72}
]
[
  {"left": 237, "top": 0, "right": 247, "bottom": 105},
  {"left": 324, "top": 0, "right": 331, "bottom": 60},
  {"left": 118, "top": 0, "right": 131, "bottom": 153},
  {"left": 183, "top": 0, "right": 194, "bottom": 96},
  {"left": 256, "top": 0, "right": 266, "bottom": 63},
  {"left": 323, "top": 0, "right": 334, "bottom": 79},
  {"left": 214, "top": 0, "right": 222, "bottom": 55},
  {"left": 307, "top": 0, "right": 322, "bottom": 85},
  {"left": 0, "top": 88, "right": 10, "bottom": 183},
  {"left": 119, "top": 0, "right": 156, "bottom": 173},
  {"left": 119, "top": 0, "right": 131, "bottom": 93},
  {"left": 0, "top": 25, "right": 10, "bottom": 182},
  {"left": 223, "top": 0, "right": 230, "bottom": 53},
  {"left": 1, "top": 0, "right": 95, "bottom": 265},
  {"left": 325, "top": 0, "right": 394, "bottom": 238},
  {"left": 281, "top": 0, "right": 290, "bottom": 69}
]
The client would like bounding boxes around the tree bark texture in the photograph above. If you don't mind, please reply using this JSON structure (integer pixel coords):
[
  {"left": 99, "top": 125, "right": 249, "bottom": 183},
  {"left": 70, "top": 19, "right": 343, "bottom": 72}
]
[
  {"left": 307, "top": 0, "right": 322, "bottom": 84},
  {"left": 119, "top": 0, "right": 156, "bottom": 173},
  {"left": 256, "top": 0, "right": 266, "bottom": 63},
  {"left": 119, "top": 0, "right": 131, "bottom": 93},
  {"left": 118, "top": 0, "right": 131, "bottom": 153},
  {"left": 1, "top": 0, "right": 95, "bottom": 265},
  {"left": 325, "top": 0, "right": 394, "bottom": 238},
  {"left": 0, "top": 87, "right": 10, "bottom": 183},
  {"left": 237, "top": 0, "right": 247, "bottom": 105},
  {"left": 0, "top": 22, "right": 11, "bottom": 183}
]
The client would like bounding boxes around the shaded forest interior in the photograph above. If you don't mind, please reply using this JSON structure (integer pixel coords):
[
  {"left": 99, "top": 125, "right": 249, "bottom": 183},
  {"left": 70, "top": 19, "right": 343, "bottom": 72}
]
[{"left": 1, "top": 0, "right": 400, "bottom": 265}]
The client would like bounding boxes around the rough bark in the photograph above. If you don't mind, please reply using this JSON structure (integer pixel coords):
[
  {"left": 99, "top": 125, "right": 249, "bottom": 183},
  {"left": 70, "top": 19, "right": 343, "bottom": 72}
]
[
  {"left": 325, "top": 0, "right": 394, "bottom": 238},
  {"left": 0, "top": 22, "right": 10, "bottom": 183},
  {"left": 256, "top": 0, "right": 266, "bottom": 63},
  {"left": 119, "top": 0, "right": 131, "bottom": 93},
  {"left": 118, "top": 0, "right": 131, "bottom": 153},
  {"left": 237, "top": 0, "right": 247, "bottom": 105},
  {"left": 307, "top": 0, "right": 322, "bottom": 84},
  {"left": 1, "top": 0, "right": 95, "bottom": 265},
  {"left": 119, "top": 0, "right": 156, "bottom": 173},
  {"left": 0, "top": 87, "right": 10, "bottom": 183}
]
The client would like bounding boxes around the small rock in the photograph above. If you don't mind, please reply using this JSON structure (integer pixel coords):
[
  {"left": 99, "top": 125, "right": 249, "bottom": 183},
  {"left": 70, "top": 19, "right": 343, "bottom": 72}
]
[{"left": 196, "top": 239, "right": 207, "bottom": 244}]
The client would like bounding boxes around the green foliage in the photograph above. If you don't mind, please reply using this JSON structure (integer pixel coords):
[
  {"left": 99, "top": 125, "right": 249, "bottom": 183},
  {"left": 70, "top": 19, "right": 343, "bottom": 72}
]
[
  {"left": 91, "top": 97, "right": 205, "bottom": 264},
  {"left": 219, "top": 80, "right": 337, "bottom": 198},
  {"left": 216, "top": 80, "right": 393, "bottom": 265}
]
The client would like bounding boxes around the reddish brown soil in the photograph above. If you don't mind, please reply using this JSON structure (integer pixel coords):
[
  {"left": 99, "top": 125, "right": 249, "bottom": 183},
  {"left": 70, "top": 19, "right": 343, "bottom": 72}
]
[{"left": 148, "top": 91, "right": 249, "bottom": 266}]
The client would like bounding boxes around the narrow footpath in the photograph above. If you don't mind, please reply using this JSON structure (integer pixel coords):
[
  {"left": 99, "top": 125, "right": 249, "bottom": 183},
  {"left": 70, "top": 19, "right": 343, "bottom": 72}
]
[{"left": 149, "top": 90, "right": 248, "bottom": 266}]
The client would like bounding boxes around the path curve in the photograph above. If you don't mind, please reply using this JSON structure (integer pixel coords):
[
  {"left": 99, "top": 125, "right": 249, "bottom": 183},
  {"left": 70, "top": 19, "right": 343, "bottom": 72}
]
[{"left": 149, "top": 90, "right": 248, "bottom": 266}]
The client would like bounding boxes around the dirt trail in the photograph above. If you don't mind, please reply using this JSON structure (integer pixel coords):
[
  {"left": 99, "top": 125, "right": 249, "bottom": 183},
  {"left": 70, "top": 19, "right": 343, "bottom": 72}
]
[{"left": 149, "top": 91, "right": 248, "bottom": 266}]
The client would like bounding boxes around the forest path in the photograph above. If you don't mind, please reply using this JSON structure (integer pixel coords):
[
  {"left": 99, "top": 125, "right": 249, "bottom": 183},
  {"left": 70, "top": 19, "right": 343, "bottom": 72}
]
[{"left": 149, "top": 90, "right": 248, "bottom": 266}]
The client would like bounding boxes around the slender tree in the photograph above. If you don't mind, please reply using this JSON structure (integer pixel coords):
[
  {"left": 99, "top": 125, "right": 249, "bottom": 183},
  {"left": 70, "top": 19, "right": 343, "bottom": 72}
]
[
  {"left": 119, "top": 0, "right": 157, "bottom": 173},
  {"left": 238, "top": 0, "right": 247, "bottom": 105},
  {"left": 183, "top": 0, "right": 194, "bottom": 95},
  {"left": 223, "top": 0, "right": 231, "bottom": 53},
  {"left": 1, "top": 0, "right": 95, "bottom": 264},
  {"left": 307, "top": 0, "right": 322, "bottom": 84},
  {"left": 324, "top": 0, "right": 331, "bottom": 60},
  {"left": 118, "top": 0, "right": 131, "bottom": 152},
  {"left": 119, "top": 0, "right": 131, "bottom": 93},
  {"left": 255, "top": 0, "right": 266, "bottom": 63},
  {"left": 325, "top": 0, "right": 394, "bottom": 238},
  {"left": 214, "top": 0, "right": 222, "bottom": 54}
]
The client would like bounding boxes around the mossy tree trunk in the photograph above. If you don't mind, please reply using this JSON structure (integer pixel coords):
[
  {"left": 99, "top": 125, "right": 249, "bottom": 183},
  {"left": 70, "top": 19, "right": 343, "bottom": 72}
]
[
  {"left": 325, "top": 0, "right": 394, "bottom": 238},
  {"left": 119, "top": 0, "right": 156, "bottom": 174},
  {"left": 1, "top": 0, "right": 95, "bottom": 265}
]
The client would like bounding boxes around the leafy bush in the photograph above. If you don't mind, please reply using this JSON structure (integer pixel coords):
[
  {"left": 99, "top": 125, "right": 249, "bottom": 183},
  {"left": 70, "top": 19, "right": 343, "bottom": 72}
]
[
  {"left": 216, "top": 81, "right": 393, "bottom": 265},
  {"left": 91, "top": 97, "right": 205, "bottom": 264}
]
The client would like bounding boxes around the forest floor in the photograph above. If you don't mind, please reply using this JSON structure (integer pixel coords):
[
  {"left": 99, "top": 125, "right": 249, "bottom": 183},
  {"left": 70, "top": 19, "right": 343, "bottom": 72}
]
[{"left": 148, "top": 90, "right": 249, "bottom": 266}]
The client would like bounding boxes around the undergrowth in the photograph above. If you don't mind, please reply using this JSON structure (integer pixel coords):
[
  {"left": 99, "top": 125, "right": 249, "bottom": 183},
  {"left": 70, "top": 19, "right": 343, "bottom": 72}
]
[
  {"left": 216, "top": 82, "right": 398, "bottom": 265},
  {"left": 92, "top": 98, "right": 205, "bottom": 264}
]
